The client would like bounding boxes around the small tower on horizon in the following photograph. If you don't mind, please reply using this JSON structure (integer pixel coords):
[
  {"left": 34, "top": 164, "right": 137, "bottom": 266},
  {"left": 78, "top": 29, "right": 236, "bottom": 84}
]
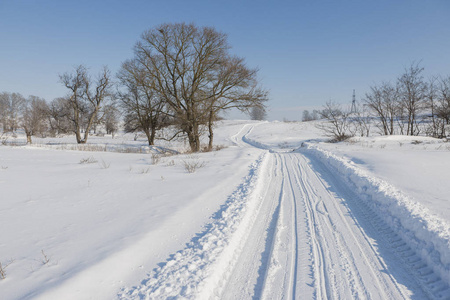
[{"left": 350, "top": 89, "right": 357, "bottom": 113}]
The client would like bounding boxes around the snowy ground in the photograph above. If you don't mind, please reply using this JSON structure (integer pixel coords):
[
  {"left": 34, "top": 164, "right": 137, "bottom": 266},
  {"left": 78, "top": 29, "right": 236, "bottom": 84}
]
[{"left": 0, "top": 120, "right": 449, "bottom": 299}]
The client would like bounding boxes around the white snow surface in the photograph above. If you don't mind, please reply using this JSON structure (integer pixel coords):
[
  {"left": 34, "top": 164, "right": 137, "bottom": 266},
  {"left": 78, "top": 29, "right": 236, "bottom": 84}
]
[{"left": 1, "top": 120, "right": 449, "bottom": 299}]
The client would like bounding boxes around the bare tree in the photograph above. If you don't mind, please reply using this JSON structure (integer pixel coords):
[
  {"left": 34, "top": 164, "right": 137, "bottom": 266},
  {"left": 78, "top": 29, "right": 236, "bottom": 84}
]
[
  {"left": 59, "top": 65, "right": 114, "bottom": 143},
  {"left": 0, "top": 92, "right": 9, "bottom": 132},
  {"left": 103, "top": 103, "right": 120, "bottom": 136},
  {"left": 46, "top": 97, "right": 72, "bottom": 136},
  {"left": 397, "top": 62, "right": 427, "bottom": 136},
  {"left": 250, "top": 105, "right": 267, "bottom": 120},
  {"left": 0, "top": 92, "right": 25, "bottom": 132},
  {"left": 117, "top": 59, "right": 168, "bottom": 145},
  {"left": 20, "top": 96, "right": 48, "bottom": 143},
  {"left": 133, "top": 23, "right": 267, "bottom": 152},
  {"left": 429, "top": 75, "right": 450, "bottom": 138},
  {"left": 364, "top": 82, "right": 398, "bottom": 135},
  {"left": 351, "top": 102, "right": 371, "bottom": 137},
  {"left": 303, "top": 109, "right": 320, "bottom": 121},
  {"left": 203, "top": 56, "right": 268, "bottom": 150},
  {"left": 302, "top": 110, "right": 312, "bottom": 122},
  {"left": 317, "top": 101, "right": 353, "bottom": 141},
  {"left": 426, "top": 76, "right": 440, "bottom": 137}
]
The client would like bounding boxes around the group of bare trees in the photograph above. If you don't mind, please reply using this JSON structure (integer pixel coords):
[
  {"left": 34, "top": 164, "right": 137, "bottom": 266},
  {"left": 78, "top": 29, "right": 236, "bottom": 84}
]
[
  {"left": 58, "top": 65, "right": 116, "bottom": 143},
  {"left": 365, "top": 63, "right": 450, "bottom": 138},
  {"left": 1, "top": 66, "right": 118, "bottom": 144},
  {"left": 302, "top": 109, "right": 320, "bottom": 122},
  {"left": 118, "top": 23, "right": 267, "bottom": 151},
  {"left": 0, "top": 92, "right": 48, "bottom": 143},
  {"left": 318, "top": 63, "right": 450, "bottom": 141},
  {"left": 1, "top": 23, "right": 267, "bottom": 150}
]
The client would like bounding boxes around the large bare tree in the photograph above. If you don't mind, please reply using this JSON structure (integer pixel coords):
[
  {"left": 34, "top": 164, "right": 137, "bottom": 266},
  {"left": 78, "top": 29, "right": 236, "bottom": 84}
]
[
  {"left": 118, "top": 59, "right": 168, "bottom": 145},
  {"left": 132, "top": 23, "right": 267, "bottom": 152},
  {"left": 59, "top": 65, "right": 114, "bottom": 143}
]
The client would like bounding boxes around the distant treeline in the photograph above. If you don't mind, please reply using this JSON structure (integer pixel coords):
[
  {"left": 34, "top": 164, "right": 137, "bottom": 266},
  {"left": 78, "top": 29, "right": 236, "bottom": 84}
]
[{"left": 316, "top": 62, "right": 450, "bottom": 141}]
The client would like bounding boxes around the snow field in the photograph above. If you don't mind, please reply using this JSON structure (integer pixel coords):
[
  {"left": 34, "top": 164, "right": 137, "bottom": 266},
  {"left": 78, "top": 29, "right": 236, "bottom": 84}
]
[
  {"left": 0, "top": 123, "right": 263, "bottom": 300},
  {"left": 118, "top": 152, "right": 269, "bottom": 299},
  {"left": 301, "top": 143, "right": 450, "bottom": 291},
  {"left": 1, "top": 120, "right": 449, "bottom": 299}
]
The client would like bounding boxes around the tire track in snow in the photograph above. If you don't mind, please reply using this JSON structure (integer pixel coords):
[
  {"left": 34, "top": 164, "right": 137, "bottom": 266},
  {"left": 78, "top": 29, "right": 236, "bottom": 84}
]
[
  {"left": 310, "top": 156, "right": 449, "bottom": 299},
  {"left": 280, "top": 154, "right": 301, "bottom": 299},
  {"left": 283, "top": 154, "right": 326, "bottom": 299},
  {"left": 302, "top": 144, "right": 450, "bottom": 295},
  {"left": 300, "top": 151, "right": 443, "bottom": 299},
  {"left": 224, "top": 131, "right": 448, "bottom": 299},
  {"left": 260, "top": 153, "right": 415, "bottom": 299},
  {"left": 294, "top": 154, "right": 398, "bottom": 299},
  {"left": 218, "top": 153, "right": 283, "bottom": 300}
]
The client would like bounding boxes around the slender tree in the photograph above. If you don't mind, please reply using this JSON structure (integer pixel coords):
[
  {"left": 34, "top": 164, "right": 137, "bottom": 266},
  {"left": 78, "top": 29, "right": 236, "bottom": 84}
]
[
  {"left": 20, "top": 96, "right": 48, "bottom": 143},
  {"left": 397, "top": 62, "right": 427, "bottom": 136},
  {"left": 59, "top": 65, "right": 114, "bottom": 143},
  {"left": 364, "top": 82, "right": 398, "bottom": 135}
]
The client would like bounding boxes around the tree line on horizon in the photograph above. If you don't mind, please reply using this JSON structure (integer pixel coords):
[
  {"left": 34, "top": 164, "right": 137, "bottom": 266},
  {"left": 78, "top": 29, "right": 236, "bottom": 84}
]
[
  {"left": 0, "top": 23, "right": 268, "bottom": 151},
  {"left": 315, "top": 62, "right": 450, "bottom": 141}
]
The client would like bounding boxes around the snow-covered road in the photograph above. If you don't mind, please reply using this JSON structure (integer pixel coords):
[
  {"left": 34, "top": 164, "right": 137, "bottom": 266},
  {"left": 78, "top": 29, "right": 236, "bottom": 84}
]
[
  {"left": 120, "top": 124, "right": 449, "bottom": 299},
  {"left": 224, "top": 151, "right": 434, "bottom": 299}
]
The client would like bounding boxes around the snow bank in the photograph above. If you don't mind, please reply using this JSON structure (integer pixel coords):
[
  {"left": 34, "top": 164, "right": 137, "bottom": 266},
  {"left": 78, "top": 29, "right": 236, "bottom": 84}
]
[
  {"left": 118, "top": 152, "right": 269, "bottom": 299},
  {"left": 242, "top": 134, "right": 270, "bottom": 150},
  {"left": 301, "top": 143, "right": 450, "bottom": 286}
]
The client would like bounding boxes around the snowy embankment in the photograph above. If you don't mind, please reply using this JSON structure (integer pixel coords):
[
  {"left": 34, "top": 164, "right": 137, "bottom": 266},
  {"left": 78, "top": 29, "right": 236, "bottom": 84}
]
[
  {"left": 0, "top": 121, "right": 264, "bottom": 300},
  {"left": 119, "top": 152, "right": 268, "bottom": 299},
  {"left": 301, "top": 143, "right": 450, "bottom": 286}
]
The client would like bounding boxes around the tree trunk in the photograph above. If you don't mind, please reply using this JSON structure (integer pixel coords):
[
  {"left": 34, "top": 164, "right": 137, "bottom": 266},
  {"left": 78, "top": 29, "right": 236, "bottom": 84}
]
[
  {"left": 187, "top": 122, "right": 201, "bottom": 152},
  {"left": 82, "top": 108, "right": 100, "bottom": 144},
  {"left": 82, "top": 131, "right": 90, "bottom": 144},
  {"left": 207, "top": 110, "right": 214, "bottom": 151},
  {"left": 75, "top": 127, "right": 83, "bottom": 143},
  {"left": 150, "top": 128, "right": 156, "bottom": 146},
  {"left": 389, "top": 117, "right": 394, "bottom": 135},
  {"left": 26, "top": 132, "right": 32, "bottom": 144},
  {"left": 143, "top": 128, "right": 154, "bottom": 146}
]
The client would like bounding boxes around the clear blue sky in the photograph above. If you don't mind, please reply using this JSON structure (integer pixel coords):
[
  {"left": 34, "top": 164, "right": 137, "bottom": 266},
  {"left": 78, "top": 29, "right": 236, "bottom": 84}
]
[{"left": 1, "top": 0, "right": 449, "bottom": 120}]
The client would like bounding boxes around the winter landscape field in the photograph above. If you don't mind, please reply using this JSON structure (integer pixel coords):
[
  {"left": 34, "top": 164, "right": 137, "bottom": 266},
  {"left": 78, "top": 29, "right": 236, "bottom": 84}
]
[
  {"left": 2, "top": 1, "right": 450, "bottom": 299},
  {"left": 1, "top": 120, "right": 449, "bottom": 300}
]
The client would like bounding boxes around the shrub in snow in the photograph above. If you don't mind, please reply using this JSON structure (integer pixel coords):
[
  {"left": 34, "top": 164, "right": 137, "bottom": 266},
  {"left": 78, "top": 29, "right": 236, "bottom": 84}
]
[
  {"left": 183, "top": 158, "right": 206, "bottom": 173},
  {"left": 0, "top": 259, "right": 14, "bottom": 280},
  {"left": 98, "top": 159, "right": 111, "bottom": 169},
  {"left": 79, "top": 156, "right": 98, "bottom": 164}
]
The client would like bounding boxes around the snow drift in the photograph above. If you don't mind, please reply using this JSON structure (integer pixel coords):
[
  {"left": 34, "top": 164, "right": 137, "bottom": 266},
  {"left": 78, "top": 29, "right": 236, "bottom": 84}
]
[{"left": 301, "top": 143, "right": 450, "bottom": 287}]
